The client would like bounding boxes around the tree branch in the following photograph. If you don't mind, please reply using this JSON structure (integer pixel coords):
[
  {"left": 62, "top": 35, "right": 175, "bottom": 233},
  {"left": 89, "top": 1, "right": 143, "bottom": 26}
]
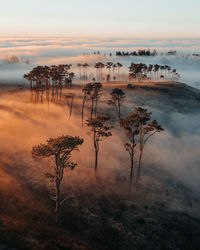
[{"left": 144, "top": 131, "right": 157, "bottom": 144}]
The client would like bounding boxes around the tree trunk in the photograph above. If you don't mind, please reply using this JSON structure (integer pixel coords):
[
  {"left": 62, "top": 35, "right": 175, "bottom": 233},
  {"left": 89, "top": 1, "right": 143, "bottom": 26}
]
[
  {"left": 59, "top": 87, "right": 61, "bottom": 101},
  {"left": 69, "top": 97, "right": 74, "bottom": 118},
  {"left": 137, "top": 126, "right": 144, "bottom": 181},
  {"left": 55, "top": 182, "right": 61, "bottom": 225},
  {"left": 30, "top": 80, "right": 32, "bottom": 90},
  {"left": 81, "top": 96, "right": 85, "bottom": 126},
  {"left": 91, "top": 99, "right": 94, "bottom": 118},
  {"left": 95, "top": 149, "right": 98, "bottom": 171},
  {"left": 94, "top": 132, "right": 99, "bottom": 171},
  {"left": 94, "top": 99, "right": 98, "bottom": 117},
  {"left": 137, "top": 147, "right": 143, "bottom": 181},
  {"left": 79, "top": 67, "right": 81, "bottom": 79},
  {"left": 118, "top": 100, "right": 121, "bottom": 120},
  {"left": 130, "top": 149, "right": 134, "bottom": 182}
]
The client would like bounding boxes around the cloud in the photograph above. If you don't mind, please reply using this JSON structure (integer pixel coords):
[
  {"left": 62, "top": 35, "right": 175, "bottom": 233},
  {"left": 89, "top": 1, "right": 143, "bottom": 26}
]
[{"left": 0, "top": 37, "right": 200, "bottom": 88}]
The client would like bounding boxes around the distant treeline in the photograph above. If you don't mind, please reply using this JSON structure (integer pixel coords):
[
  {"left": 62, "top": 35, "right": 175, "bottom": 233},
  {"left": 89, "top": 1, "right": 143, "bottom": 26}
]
[
  {"left": 83, "top": 49, "right": 181, "bottom": 57},
  {"left": 166, "top": 50, "right": 177, "bottom": 55},
  {"left": 116, "top": 49, "right": 157, "bottom": 56},
  {"left": 193, "top": 53, "right": 200, "bottom": 57},
  {"left": 3, "top": 55, "right": 30, "bottom": 64}
]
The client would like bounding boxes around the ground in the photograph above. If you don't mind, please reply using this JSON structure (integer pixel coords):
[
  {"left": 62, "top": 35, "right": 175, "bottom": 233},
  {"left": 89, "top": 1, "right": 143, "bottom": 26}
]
[{"left": 0, "top": 80, "right": 200, "bottom": 250}]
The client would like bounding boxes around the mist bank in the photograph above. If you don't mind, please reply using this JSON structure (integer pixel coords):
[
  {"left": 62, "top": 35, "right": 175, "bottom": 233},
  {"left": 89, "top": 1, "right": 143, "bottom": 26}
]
[
  {"left": 1, "top": 81, "right": 200, "bottom": 249},
  {"left": 0, "top": 37, "right": 200, "bottom": 88},
  {"left": 0, "top": 81, "right": 200, "bottom": 192}
]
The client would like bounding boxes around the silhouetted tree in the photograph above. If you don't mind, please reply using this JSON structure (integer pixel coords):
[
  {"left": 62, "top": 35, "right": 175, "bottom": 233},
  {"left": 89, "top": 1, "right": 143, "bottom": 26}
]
[
  {"left": 106, "top": 74, "right": 110, "bottom": 82},
  {"left": 86, "top": 115, "right": 112, "bottom": 170},
  {"left": 99, "top": 62, "right": 105, "bottom": 81},
  {"left": 94, "top": 63, "right": 100, "bottom": 81},
  {"left": 82, "top": 63, "right": 90, "bottom": 82},
  {"left": 83, "top": 82, "right": 102, "bottom": 118},
  {"left": 32, "top": 135, "right": 83, "bottom": 225},
  {"left": 112, "top": 64, "right": 117, "bottom": 80},
  {"left": 77, "top": 63, "right": 82, "bottom": 79},
  {"left": 106, "top": 62, "right": 113, "bottom": 76},
  {"left": 24, "top": 64, "right": 75, "bottom": 91},
  {"left": 148, "top": 64, "right": 153, "bottom": 78},
  {"left": 116, "top": 49, "right": 157, "bottom": 57},
  {"left": 134, "top": 107, "right": 163, "bottom": 181},
  {"left": 92, "top": 82, "right": 103, "bottom": 117},
  {"left": 68, "top": 72, "right": 75, "bottom": 86},
  {"left": 64, "top": 93, "right": 75, "bottom": 119},
  {"left": 129, "top": 63, "right": 148, "bottom": 82},
  {"left": 82, "top": 83, "right": 93, "bottom": 126},
  {"left": 153, "top": 64, "right": 160, "bottom": 78},
  {"left": 116, "top": 62, "right": 123, "bottom": 77},
  {"left": 108, "top": 88, "right": 126, "bottom": 119},
  {"left": 120, "top": 113, "right": 139, "bottom": 182}
]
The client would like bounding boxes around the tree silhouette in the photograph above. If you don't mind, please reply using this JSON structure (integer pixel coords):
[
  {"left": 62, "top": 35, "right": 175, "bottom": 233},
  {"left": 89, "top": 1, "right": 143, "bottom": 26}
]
[
  {"left": 99, "top": 62, "right": 105, "bottom": 81},
  {"left": 116, "top": 49, "right": 157, "bottom": 57},
  {"left": 120, "top": 113, "right": 139, "bottom": 182},
  {"left": 153, "top": 64, "right": 160, "bottom": 79},
  {"left": 106, "top": 74, "right": 110, "bottom": 82},
  {"left": 106, "top": 62, "right": 113, "bottom": 77},
  {"left": 134, "top": 107, "right": 163, "bottom": 181},
  {"left": 82, "top": 63, "right": 90, "bottom": 83},
  {"left": 94, "top": 62, "right": 105, "bottom": 81},
  {"left": 148, "top": 64, "right": 153, "bottom": 78},
  {"left": 77, "top": 63, "right": 82, "bottom": 79},
  {"left": 86, "top": 115, "right": 112, "bottom": 171},
  {"left": 24, "top": 65, "right": 75, "bottom": 94},
  {"left": 82, "top": 82, "right": 102, "bottom": 118},
  {"left": 116, "top": 62, "right": 123, "bottom": 78},
  {"left": 112, "top": 64, "right": 117, "bottom": 80},
  {"left": 129, "top": 63, "right": 148, "bottom": 82},
  {"left": 68, "top": 72, "right": 75, "bottom": 86},
  {"left": 94, "top": 63, "right": 100, "bottom": 81},
  {"left": 82, "top": 83, "right": 93, "bottom": 126},
  {"left": 92, "top": 82, "right": 103, "bottom": 117},
  {"left": 108, "top": 88, "right": 126, "bottom": 120},
  {"left": 64, "top": 93, "right": 75, "bottom": 119},
  {"left": 120, "top": 107, "right": 163, "bottom": 182},
  {"left": 32, "top": 135, "right": 83, "bottom": 225}
]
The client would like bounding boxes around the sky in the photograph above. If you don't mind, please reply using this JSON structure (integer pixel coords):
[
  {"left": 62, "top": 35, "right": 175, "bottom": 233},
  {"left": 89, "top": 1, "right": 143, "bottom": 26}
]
[{"left": 0, "top": 0, "right": 199, "bottom": 38}]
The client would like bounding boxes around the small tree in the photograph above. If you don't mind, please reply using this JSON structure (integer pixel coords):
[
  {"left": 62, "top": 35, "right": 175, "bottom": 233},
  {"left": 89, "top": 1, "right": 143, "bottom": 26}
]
[
  {"left": 116, "top": 62, "right": 123, "bottom": 77},
  {"left": 64, "top": 93, "right": 75, "bottom": 119},
  {"left": 120, "top": 113, "right": 139, "bottom": 182},
  {"left": 82, "top": 82, "right": 102, "bottom": 119},
  {"left": 32, "top": 135, "right": 84, "bottom": 225},
  {"left": 129, "top": 63, "right": 148, "bottom": 82},
  {"left": 134, "top": 107, "right": 163, "bottom": 181},
  {"left": 86, "top": 115, "right": 112, "bottom": 171},
  {"left": 82, "top": 63, "right": 90, "bottom": 82},
  {"left": 121, "top": 107, "right": 163, "bottom": 182},
  {"left": 106, "top": 62, "right": 113, "bottom": 76},
  {"left": 108, "top": 88, "right": 126, "bottom": 120},
  {"left": 77, "top": 63, "right": 82, "bottom": 79},
  {"left": 82, "top": 83, "right": 93, "bottom": 126},
  {"left": 92, "top": 82, "right": 102, "bottom": 117}
]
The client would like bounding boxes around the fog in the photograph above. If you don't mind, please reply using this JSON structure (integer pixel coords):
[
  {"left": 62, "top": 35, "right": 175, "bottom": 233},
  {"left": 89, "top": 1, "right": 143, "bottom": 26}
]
[
  {"left": 0, "top": 37, "right": 200, "bottom": 88},
  {"left": 0, "top": 86, "right": 200, "bottom": 196},
  {"left": 1, "top": 38, "right": 200, "bottom": 233},
  {"left": 1, "top": 76, "right": 200, "bottom": 249}
]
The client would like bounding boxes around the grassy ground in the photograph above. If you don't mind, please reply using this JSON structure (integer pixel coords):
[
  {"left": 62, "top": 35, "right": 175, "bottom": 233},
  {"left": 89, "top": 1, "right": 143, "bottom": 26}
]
[{"left": 0, "top": 81, "right": 200, "bottom": 249}]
